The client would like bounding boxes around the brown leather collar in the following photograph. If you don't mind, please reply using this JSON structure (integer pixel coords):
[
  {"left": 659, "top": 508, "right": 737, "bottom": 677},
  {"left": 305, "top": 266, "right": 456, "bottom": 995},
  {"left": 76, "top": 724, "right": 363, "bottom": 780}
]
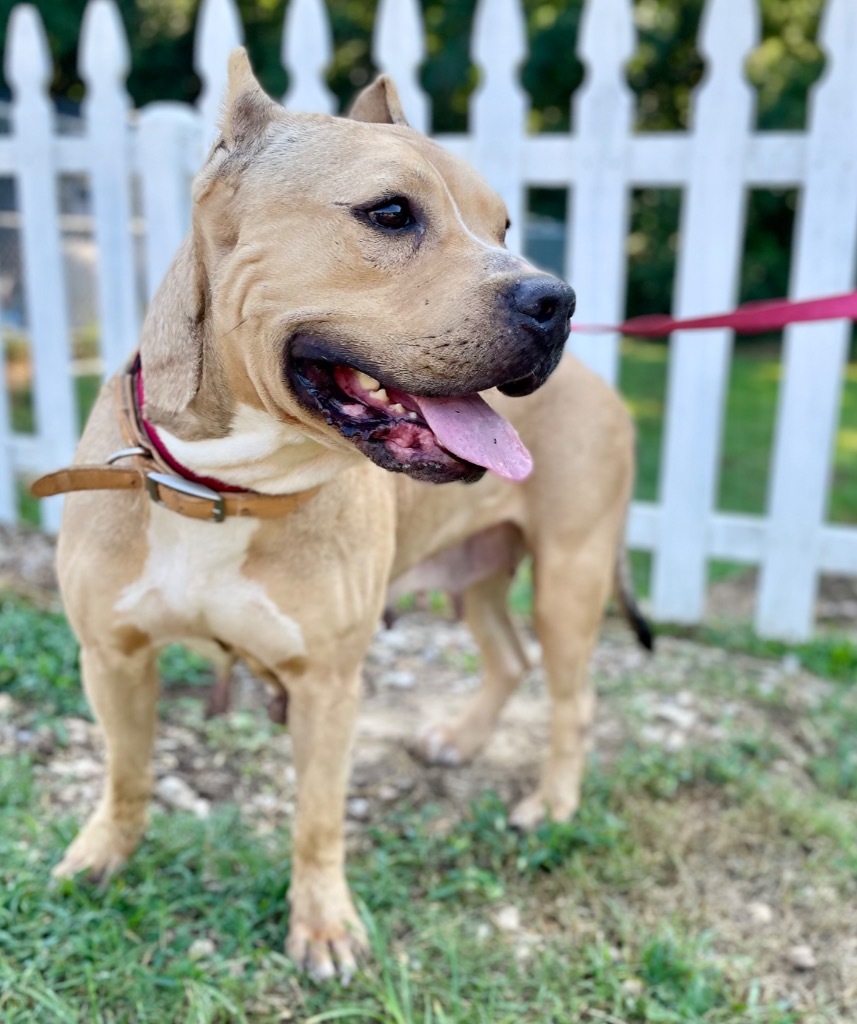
[{"left": 30, "top": 358, "right": 321, "bottom": 523}]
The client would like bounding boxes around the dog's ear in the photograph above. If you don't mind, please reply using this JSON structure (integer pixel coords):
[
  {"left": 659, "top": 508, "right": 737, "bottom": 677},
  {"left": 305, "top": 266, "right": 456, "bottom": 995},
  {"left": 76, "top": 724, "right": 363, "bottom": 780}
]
[
  {"left": 348, "top": 75, "right": 409, "bottom": 126},
  {"left": 139, "top": 236, "right": 208, "bottom": 423},
  {"left": 219, "top": 47, "right": 281, "bottom": 148}
]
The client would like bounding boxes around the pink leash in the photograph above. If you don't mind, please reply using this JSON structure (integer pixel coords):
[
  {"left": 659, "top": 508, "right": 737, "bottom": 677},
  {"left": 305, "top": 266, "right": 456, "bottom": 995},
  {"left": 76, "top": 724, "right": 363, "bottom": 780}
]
[{"left": 571, "top": 289, "right": 857, "bottom": 338}]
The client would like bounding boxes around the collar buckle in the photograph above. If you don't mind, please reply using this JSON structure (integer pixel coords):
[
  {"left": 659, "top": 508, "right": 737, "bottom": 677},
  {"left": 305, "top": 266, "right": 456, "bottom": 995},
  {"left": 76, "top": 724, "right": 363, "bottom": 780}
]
[{"left": 145, "top": 471, "right": 226, "bottom": 523}]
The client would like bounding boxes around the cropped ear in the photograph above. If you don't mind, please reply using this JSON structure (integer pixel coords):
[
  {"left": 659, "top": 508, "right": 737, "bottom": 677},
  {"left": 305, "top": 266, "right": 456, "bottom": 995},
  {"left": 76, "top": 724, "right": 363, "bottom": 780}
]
[
  {"left": 348, "top": 75, "right": 409, "bottom": 126},
  {"left": 219, "top": 47, "right": 281, "bottom": 148},
  {"left": 139, "top": 236, "right": 208, "bottom": 424}
]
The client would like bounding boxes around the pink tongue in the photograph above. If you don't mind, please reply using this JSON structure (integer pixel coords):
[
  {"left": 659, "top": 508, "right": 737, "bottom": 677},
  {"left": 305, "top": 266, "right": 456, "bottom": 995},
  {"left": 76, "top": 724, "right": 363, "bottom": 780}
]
[{"left": 413, "top": 393, "right": 533, "bottom": 482}]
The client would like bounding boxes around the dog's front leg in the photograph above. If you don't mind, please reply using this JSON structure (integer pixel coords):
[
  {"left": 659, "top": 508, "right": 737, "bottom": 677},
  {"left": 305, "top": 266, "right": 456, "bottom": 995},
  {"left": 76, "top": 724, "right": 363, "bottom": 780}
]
[
  {"left": 53, "top": 640, "right": 158, "bottom": 882},
  {"left": 284, "top": 665, "right": 365, "bottom": 982}
]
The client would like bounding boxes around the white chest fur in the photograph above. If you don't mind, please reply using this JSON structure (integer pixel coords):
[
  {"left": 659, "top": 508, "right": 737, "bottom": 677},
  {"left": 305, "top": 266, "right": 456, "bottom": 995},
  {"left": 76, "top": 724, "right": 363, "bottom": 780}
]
[
  {"left": 156, "top": 402, "right": 357, "bottom": 495},
  {"left": 116, "top": 505, "right": 305, "bottom": 669}
]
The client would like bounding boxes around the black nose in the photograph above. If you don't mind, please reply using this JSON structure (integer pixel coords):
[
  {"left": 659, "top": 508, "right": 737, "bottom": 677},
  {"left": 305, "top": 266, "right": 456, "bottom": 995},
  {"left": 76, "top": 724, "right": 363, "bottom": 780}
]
[{"left": 510, "top": 276, "right": 576, "bottom": 337}]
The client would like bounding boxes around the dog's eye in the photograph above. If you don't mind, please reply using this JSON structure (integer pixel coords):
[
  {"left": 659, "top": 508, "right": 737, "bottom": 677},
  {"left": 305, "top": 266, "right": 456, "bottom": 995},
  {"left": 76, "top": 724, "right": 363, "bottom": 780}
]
[{"left": 367, "top": 198, "right": 415, "bottom": 230}]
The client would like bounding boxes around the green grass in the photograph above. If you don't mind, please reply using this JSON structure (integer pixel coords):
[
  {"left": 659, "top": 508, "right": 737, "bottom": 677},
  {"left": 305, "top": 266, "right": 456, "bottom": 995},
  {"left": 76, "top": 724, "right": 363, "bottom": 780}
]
[
  {"left": 0, "top": 767, "right": 808, "bottom": 1024},
  {"left": 661, "top": 620, "right": 857, "bottom": 684},
  {"left": 2, "top": 598, "right": 855, "bottom": 1022}
]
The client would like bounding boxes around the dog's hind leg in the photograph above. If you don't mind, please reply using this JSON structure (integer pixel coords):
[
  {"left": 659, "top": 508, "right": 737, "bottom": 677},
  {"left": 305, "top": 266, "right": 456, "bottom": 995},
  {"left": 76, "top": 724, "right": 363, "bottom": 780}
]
[
  {"left": 413, "top": 567, "right": 528, "bottom": 766},
  {"left": 53, "top": 637, "right": 158, "bottom": 883},
  {"left": 509, "top": 534, "right": 615, "bottom": 830}
]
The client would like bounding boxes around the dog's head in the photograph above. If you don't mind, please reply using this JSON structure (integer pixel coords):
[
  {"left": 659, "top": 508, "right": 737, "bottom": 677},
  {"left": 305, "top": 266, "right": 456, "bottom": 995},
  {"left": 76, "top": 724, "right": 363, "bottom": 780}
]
[{"left": 141, "top": 50, "right": 574, "bottom": 485}]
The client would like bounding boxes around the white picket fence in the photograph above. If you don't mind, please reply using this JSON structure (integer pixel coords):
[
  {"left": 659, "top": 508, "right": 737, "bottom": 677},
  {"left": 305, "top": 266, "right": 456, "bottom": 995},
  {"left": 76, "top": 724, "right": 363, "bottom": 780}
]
[{"left": 0, "top": 0, "right": 855, "bottom": 641}]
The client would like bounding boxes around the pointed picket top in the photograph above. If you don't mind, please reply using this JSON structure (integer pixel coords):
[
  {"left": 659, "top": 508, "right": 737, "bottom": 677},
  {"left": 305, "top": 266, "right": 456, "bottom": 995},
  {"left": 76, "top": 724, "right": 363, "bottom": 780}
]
[
  {"left": 472, "top": 0, "right": 526, "bottom": 79},
  {"left": 471, "top": 0, "right": 527, "bottom": 252},
  {"left": 694, "top": 0, "right": 757, "bottom": 107},
  {"left": 282, "top": 0, "right": 334, "bottom": 114},
  {"left": 373, "top": 0, "right": 428, "bottom": 133},
  {"left": 576, "top": 0, "right": 634, "bottom": 88},
  {"left": 194, "top": 0, "right": 244, "bottom": 146},
  {"left": 79, "top": 0, "right": 130, "bottom": 90},
  {"left": 6, "top": 4, "right": 51, "bottom": 92}
]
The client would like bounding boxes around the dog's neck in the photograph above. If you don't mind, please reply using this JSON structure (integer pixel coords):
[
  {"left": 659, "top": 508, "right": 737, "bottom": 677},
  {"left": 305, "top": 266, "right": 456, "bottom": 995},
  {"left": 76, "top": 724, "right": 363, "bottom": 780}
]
[{"left": 152, "top": 402, "right": 358, "bottom": 495}]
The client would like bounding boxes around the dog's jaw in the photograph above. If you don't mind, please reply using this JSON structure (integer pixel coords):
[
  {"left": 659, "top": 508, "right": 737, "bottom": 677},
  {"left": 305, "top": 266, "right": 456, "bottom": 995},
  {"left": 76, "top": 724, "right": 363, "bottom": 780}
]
[{"left": 286, "top": 341, "right": 534, "bottom": 485}]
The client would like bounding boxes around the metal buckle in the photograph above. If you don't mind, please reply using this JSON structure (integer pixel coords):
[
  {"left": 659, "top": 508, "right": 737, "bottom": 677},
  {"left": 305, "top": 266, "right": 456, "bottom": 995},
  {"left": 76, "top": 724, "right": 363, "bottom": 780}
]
[
  {"left": 145, "top": 472, "right": 226, "bottom": 523},
  {"left": 106, "top": 445, "right": 148, "bottom": 465}
]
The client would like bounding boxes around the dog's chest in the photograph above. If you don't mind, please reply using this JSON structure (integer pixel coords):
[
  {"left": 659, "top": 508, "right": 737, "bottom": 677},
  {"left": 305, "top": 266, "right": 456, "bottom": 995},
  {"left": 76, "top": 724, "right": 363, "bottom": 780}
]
[{"left": 115, "top": 506, "right": 305, "bottom": 668}]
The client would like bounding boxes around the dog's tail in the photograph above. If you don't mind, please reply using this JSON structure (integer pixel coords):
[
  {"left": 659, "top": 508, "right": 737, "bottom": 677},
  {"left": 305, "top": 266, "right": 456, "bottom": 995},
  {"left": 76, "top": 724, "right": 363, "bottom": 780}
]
[{"left": 614, "top": 546, "right": 654, "bottom": 651}]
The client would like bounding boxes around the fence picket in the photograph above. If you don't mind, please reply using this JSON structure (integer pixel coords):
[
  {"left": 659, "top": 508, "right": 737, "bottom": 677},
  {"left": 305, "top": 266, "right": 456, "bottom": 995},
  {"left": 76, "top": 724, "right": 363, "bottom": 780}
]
[
  {"left": 565, "top": 0, "right": 634, "bottom": 386},
  {"left": 471, "top": 0, "right": 527, "bottom": 254},
  {"left": 6, "top": 4, "right": 78, "bottom": 532},
  {"left": 650, "top": 0, "right": 757, "bottom": 624},
  {"left": 0, "top": 327, "right": 12, "bottom": 521},
  {"left": 756, "top": 0, "right": 857, "bottom": 640},
  {"left": 373, "top": 0, "right": 428, "bottom": 132},
  {"left": 194, "top": 0, "right": 243, "bottom": 149},
  {"left": 282, "top": 0, "right": 335, "bottom": 114},
  {"left": 80, "top": 0, "right": 139, "bottom": 377},
  {"left": 137, "top": 105, "right": 199, "bottom": 302}
]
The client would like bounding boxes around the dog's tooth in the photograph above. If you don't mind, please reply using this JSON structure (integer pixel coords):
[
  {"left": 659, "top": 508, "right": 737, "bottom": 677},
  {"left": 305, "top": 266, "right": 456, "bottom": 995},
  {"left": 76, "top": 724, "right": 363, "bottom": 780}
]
[
  {"left": 355, "top": 371, "right": 380, "bottom": 392},
  {"left": 375, "top": 388, "right": 389, "bottom": 403},
  {"left": 407, "top": 411, "right": 418, "bottom": 421},
  {"left": 389, "top": 402, "right": 405, "bottom": 414}
]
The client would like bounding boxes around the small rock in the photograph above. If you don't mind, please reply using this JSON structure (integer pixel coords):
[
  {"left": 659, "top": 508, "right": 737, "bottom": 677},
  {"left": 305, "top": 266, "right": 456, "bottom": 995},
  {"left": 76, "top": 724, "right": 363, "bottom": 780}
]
[
  {"left": 786, "top": 944, "right": 816, "bottom": 971},
  {"left": 475, "top": 922, "right": 492, "bottom": 942},
  {"left": 621, "top": 978, "right": 645, "bottom": 998},
  {"left": 346, "top": 797, "right": 371, "bottom": 821},
  {"left": 492, "top": 905, "right": 521, "bottom": 933},
  {"left": 378, "top": 784, "right": 399, "bottom": 803},
  {"left": 639, "top": 724, "right": 667, "bottom": 745},
  {"left": 52, "top": 756, "right": 102, "bottom": 779},
  {"left": 653, "top": 702, "right": 697, "bottom": 730},
  {"left": 382, "top": 669, "right": 416, "bottom": 690},
  {"left": 747, "top": 900, "right": 774, "bottom": 925},
  {"left": 0, "top": 693, "right": 17, "bottom": 715},
  {"left": 188, "top": 937, "right": 216, "bottom": 960},
  {"left": 63, "top": 718, "right": 92, "bottom": 745},
  {"left": 664, "top": 731, "right": 687, "bottom": 752},
  {"left": 155, "top": 775, "right": 211, "bottom": 819},
  {"left": 781, "top": 653, "right": 801, "bottom": 676}
]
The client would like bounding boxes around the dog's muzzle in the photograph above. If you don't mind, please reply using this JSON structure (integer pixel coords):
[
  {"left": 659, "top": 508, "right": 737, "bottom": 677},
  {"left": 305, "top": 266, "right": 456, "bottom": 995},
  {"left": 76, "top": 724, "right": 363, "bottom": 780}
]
[{"left": 497, "top": 276, "right": 575, "bottom": 398}]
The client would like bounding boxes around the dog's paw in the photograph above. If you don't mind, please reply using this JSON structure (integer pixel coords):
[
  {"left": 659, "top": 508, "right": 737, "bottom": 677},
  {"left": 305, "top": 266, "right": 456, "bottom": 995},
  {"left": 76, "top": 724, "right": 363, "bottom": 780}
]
[
  {"left": 52, "top": 816, "right": 143, "bottom": 885},
  {"left": 287, "top": 880, "right": 368, "bottom": 983},
  {"left": 509, "top": 791, "right": 579, "bottom": 832},
  {"left": 410, "top": 722, "right": 482, "bottom": 767}
]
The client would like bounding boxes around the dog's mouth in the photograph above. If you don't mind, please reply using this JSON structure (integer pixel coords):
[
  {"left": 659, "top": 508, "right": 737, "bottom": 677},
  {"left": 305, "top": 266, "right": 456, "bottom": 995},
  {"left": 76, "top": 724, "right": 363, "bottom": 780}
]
[{"left": 289, "top": 355, "right": 533, "bottom": 485}]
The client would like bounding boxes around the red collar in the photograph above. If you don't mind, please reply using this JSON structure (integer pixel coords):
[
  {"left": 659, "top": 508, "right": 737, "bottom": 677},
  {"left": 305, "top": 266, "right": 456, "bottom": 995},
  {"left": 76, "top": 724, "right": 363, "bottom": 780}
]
[{"left": 135, "top": 366, "right": 245, "bottom": 494}]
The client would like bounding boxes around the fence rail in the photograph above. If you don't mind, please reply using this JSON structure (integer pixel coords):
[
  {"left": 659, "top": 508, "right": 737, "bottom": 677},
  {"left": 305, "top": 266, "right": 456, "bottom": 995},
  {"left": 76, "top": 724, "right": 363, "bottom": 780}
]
[{"left": 0, "top": 0, "right": 855, "bottom": 641}]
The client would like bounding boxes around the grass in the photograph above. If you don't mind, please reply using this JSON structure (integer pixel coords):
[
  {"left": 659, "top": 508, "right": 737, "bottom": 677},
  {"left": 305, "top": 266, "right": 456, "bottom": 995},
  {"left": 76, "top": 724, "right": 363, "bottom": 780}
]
[
  {"left": 0, "top": 760, "right": 814, "bottom": 1024},
  {"left": 2, "top": 598, "right": 857, "bottom": 1021}
]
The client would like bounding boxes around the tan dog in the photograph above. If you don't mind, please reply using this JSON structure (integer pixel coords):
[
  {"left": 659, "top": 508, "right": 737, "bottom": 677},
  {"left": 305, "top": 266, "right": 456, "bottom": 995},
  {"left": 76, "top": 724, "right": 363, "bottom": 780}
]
[{"left": 49, "top": 51, "right": 646, "bottom": 981}]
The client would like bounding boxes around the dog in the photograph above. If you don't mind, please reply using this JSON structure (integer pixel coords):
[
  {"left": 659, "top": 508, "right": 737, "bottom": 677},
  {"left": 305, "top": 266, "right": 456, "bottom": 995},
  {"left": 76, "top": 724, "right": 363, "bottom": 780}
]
[{"left": 42, "top": 50, "right": 648, "bottom": 982}]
